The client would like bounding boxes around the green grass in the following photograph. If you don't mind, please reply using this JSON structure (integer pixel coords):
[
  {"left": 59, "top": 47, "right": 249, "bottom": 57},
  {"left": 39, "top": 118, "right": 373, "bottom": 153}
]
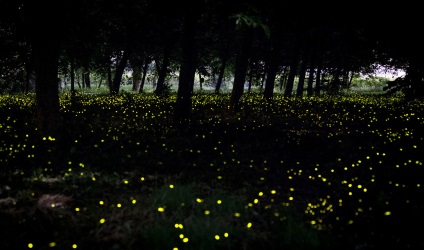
[{"left": 1, "top": 92, "right": 423, "bottom": 249}]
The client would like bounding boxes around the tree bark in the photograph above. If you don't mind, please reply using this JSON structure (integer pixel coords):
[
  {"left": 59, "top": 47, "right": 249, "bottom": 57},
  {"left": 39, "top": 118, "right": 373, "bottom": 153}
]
[
  {"left": 264, "top": 47, "right": 280, "bottom": 99},
  {"left": 25, "top": 1, "right": 64, "bottom": 137},
  {"left": 215, "top": 47, "right": 229, "bottom": 94},
  {"left": 111, "top": 49, "right": 131, "bottom": 95},
  {"left": 139, "top": 58, "right": 149, "bottom": 93},
  {"left": 84, "top": 65, "right": 91, "bottom": 88},
  {"left": 229, "top": 28, "right": 253, "bottom": 112},
  {"left": 174, "top": 8, "right": 198, "bottom": 124},
  {"left": 284, "top": 56, "right": 299, "bottom": 97},
  {"left": 296, "top": 57, "right": 308, "bottom": 97},
  {"left": 154, "top": 44, "right": 171, "bottom": 96},
  {"left": 132, "top": 63, "right": 142, "bottom": 91}
]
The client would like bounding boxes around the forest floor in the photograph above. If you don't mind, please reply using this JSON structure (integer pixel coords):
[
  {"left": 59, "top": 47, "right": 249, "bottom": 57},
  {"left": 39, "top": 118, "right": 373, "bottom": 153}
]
[{"left": 1, "top": 92, "right": 423, "bottom": 250}]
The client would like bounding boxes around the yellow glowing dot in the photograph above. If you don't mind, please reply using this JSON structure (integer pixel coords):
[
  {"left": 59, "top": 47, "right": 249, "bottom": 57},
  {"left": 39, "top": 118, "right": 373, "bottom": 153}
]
[
  {"left": 158, "top": 207, "right": 165, "bottom": 212},
  {"left": 217, "top": 200, "right": 222, "bottom": 204},
  {"left": 215, "top": 235, "right": 220, "bottom": 240},
  {"left": 289, "top": 197, "right": 294, "bottom": 201},
  {"left": 310, "top": 220, "right": 316, "bottom": 225},
  {"left": 140, "top": 177, "right": 145, "bottom": 181},
  {"left": 384, "top": 211, "right": 391, "bottom": 216},
  {"left": 51, "top": 204, "right": 55, "bottom": 208},
  {"left": 132, "top": 199, "right": 136, "bottom": 204},
  {"left": 254, "top": 199, "right": 259, "bottom": 204},
  {"left": 169, "top": 184, "right": 174, "bottom": 189},
  {"left": 173, "top": 248, "right": 178, "bottom": 250},
  {"left": 204, "top": 210, "right": 210, "bottom": 215},
  {"left": 357, "top": 185, "right": 362, "bottom": 188},
  {"left": 124, "top": 180, "right": 129, "bottom": 184},
  {"left": 247, "top": 222, "right": 252, "bottom": 228},
  {"left": 196, "top": 198, "right": 203, "bottom": 203},
  {"left": 179, "top": 234, "right": 184, "bottom": 239},
  {"left": 100, "top": 218, "right": 106, "bottom": 224},
  {"left": 234, "top": 212, "right": 241, "bottom": 217},
  {"left": 117, "top": 203, "right": 122, "bottom": 208},
  {"left": 271, "top": 190, "right": 276, "bottom": 194},
  {"left": 99, "top": 201, "right": 104, "bottom": 205},
  {"left": 92, "top": 177, "right": 96, "bottom": 181},
  {"left": 72, "top": 244, "right": 77, "bottom": 249},
  {"left": 183, "top": 238, "right": 189, "bottom": 243},
  {"left": 224, "top": 232, "right": 229, "bottom": 237},
  {"left": 28, "top": 243, "right": 33, "bottom": 248},
  {"left": 75, "top": 207, "right": 80, "bottom": 212},
  {"left": 258, "top": 192, "right": 263, "bottom": 196},
  {"left": 49, "top": 242, "right": 56, "bottom": 247}
]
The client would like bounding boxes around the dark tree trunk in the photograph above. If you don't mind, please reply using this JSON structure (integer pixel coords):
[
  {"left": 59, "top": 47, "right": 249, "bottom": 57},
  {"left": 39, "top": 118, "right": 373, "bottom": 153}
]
[
  {"left": 25, "top": 51, "right": 35, "bottom": 93},
  {"left": 279, "top": 66, "right": 288, "bottom": 91},
  {"left": 111, "top": 49, "right": 132, "bottom": 95},
  {"left": 315, "top": 61, "right": 322, "bottom": 95},
  {"left": 25, "top": 1, "right": 64, "bottom": 137},
  {"left": 307, "top": 53, "right": 315, "bottom": 96},
  {"left": 284, "top": 57, "right": 299, "bottom": 97},
  {"left": 406, "top": 56, "right": 424, "bottom": 98},
  {"left": 296, "top": 57, "right": 308, "bottom": 97},
  {"left": 107, "top": 64, "right": 112, "bottom": 91},
  {"left": 84, "top": 65, "right": 91, "bottom": 88},
  {"left": 139, "top": 58, "right": 149, "bottom": 93},
  {"left": 70, "top": 58, "right": 75, "bottom": 97},
  {"left": 264, "top": 47, "right": 280, "bottom": 99},
  {"left": 229, "top": 28, "right": 253, "bottom": 112},
  {"left": 132, "top": 64, "right": 142, "bottom": 91},
  {"left": 174, "top": 8, "right": 199, "bottom": 124},
  {"left": 247, "top": 60, "right": 254, "bottom": 92},
  {"left": 215, "top": 47, "right": 229, "bottom": 94},
  {"left": 81, "top": 70, "right": 85, "bottom": 88},
  {"left": 154, "top": 44, "right": 171, "bottom": 96}
]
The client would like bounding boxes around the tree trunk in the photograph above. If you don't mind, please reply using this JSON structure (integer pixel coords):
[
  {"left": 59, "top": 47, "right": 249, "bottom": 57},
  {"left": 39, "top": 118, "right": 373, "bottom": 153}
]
[
  {"left": 25, "top": 1, "right": 63, "bottom": 137},
  {"left": 284, "top": 57, "right": 299, "bottom": 97},
  {"left": 296, "top": 57, "right": 308, "bottom": 97},
  {"left": 315, "top": 61, "right": 322, "bottom": 95},
  {"left": 111, "top": 49, "right": 132, "bottom": 95},
  {"left": 229, "top": 28, "right": 253, "bottom": 112},
  {"left": 132, "top": 64, "right": 142, "bottom": 91},
  {"left": 70, "top": 58, "right": 75, "bottom": 97},
  {"left": 107, "top": 63, "right": 112, "bottom": 92},
  {"left": 247, "top": 61, "right": 254, "bottom": 92},
  {"left": 307, "top": 54, "right": 315, "bottom": 96},
  {"left": 84, "top": 65, "right": 91, "bottom": 88},
  {"left": 174, "top": 8, "right": 198, "bottom": 124},
  {"left": 154, "top": 44, "right": 171, "bottom": 96},
  {"left": 81, "top": 70, "right": 85, "bottom": 88},
  {"left": 264, "top": 47, "right": 280, "bottom": 99},
  {"left": 139, "top": 58, "right": 149, "bottom": 93},
  {"left": 215, "top": 47, "right": 229, "bottom": 94}
]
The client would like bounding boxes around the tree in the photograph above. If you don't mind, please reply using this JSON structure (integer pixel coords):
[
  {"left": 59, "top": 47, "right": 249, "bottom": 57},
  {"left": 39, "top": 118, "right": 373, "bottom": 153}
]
[
  {"left": 174, "top": 3, "right": 200, "bottom": 124},
  {"left": 24, "top": 1, "right": 71, "bottom": 137}
]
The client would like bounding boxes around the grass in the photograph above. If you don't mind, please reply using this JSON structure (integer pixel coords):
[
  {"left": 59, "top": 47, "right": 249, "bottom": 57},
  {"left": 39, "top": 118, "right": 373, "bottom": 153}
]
[{"left": 0, "top": 91, "right": 423, "bottom": 250}]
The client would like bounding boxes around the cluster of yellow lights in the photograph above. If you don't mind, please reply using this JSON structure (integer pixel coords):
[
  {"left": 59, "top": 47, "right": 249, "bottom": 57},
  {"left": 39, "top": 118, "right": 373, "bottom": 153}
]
[{"left": 0, "top": 93, "right": 423, "bottom": 248}]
